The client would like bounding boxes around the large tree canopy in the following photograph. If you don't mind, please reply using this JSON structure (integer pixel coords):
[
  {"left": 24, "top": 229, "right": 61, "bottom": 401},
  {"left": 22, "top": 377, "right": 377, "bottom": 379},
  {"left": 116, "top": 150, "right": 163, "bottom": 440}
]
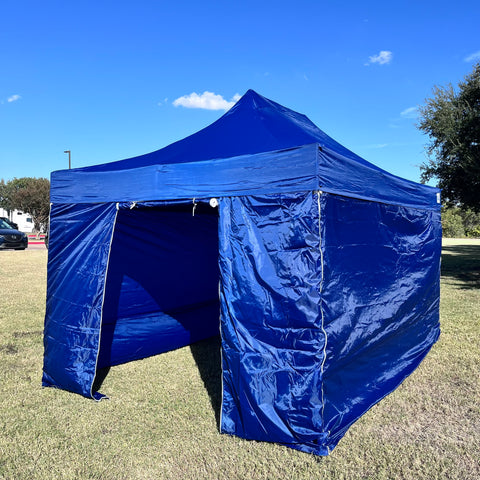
[
  {"left": 418, "top": 63, "right": 480, "bottom": 211},
  {"left": 0, "top": 177, "right": 50, "bottom": 231}
]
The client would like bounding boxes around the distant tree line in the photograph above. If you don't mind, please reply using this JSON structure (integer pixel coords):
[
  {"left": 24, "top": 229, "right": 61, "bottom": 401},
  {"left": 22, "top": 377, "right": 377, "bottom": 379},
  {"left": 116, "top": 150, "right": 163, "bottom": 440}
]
[
  {"left": 442, "top": 206, "right": 480, "bottom": 238},
  {"left": 0, "top": 177, "right": 50, "bottom": 232}
]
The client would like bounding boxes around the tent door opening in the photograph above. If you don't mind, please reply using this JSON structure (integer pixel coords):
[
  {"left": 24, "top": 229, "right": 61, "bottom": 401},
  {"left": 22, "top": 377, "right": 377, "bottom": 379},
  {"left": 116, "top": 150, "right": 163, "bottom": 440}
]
[{"left": 97, "top": 201, "right": 220, "bottom": 369}]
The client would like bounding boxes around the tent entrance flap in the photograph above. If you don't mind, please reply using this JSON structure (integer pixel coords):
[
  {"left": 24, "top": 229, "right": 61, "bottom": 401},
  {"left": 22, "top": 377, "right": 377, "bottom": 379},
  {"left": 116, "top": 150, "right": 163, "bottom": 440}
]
[{"left": 98, "top": 202, "right": 220, "bottom": 369}]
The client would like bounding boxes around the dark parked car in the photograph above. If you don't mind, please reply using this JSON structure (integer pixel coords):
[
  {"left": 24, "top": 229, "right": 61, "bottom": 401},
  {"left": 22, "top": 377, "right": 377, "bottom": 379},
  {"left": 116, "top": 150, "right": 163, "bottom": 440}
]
[
  {"left": 0, "top": 219, "right": 28, "bottom": 250},
  {"left": 0, "top": 217, "right": 18, "bottom": 230}
]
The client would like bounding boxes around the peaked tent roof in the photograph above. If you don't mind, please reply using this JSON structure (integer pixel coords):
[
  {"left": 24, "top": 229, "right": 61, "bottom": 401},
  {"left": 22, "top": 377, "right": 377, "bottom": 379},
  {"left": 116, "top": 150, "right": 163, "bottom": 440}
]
[
  {"left": 79, "top": 89, "right": 379, "bottom": 172},
  {"left": 51, "top": 90, "right": 440, "bottom": 209}
]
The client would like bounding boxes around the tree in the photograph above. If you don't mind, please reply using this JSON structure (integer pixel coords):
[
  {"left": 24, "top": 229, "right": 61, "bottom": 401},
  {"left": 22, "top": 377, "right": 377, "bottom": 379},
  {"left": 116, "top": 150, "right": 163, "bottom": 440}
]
[
  {"left": 0, "top": 179, "right": 15, "bottom": 212},
  {"left": 0, "top": 177, "right": 50, "bottom": 231},
  {"left": 440, "top": 205, "right": 480, "bottom": 238},
  {"left": 418, "top": 63, "right": 480, "bottom": 211},
  {"left": 441, "top": 207, "right": 465, "bottom": 238},
  {"left": 460, "top": 208, "right": 480, "bottom": 237}
]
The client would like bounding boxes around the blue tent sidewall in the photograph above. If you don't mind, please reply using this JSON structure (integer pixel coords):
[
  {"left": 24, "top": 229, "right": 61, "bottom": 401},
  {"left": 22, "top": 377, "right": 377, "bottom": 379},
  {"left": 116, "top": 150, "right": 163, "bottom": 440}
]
[
  {"left": 42, "top": 202, "right": 118, "bottom": 398},
  {"left": 219, "top": 192, "right": 328, "bottom": 453}
]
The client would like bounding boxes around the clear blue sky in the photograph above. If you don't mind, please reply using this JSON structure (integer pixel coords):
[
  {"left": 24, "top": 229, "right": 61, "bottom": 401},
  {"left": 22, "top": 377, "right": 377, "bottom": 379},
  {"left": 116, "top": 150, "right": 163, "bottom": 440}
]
[{"left": 1, "top": 0, "right": 479, "bottom": 183}]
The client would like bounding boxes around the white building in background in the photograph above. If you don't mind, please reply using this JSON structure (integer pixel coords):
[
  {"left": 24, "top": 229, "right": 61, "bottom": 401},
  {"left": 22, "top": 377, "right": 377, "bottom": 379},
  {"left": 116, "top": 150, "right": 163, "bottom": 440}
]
[{"left": 0, "top": 208, "right": 35, "bottom": 233}]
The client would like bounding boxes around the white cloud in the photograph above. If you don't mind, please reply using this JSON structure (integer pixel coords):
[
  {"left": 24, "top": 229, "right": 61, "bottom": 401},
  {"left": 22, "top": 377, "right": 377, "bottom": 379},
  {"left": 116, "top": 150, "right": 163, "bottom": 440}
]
[
  {"left": 366, "top": 50, "right": 393, "bottom": 65},
  {"left": 7, "top": 94, "right": 21, "bottom": 103},
  {"left": 173, "top": 91, "right": 240, "bottom": 111},
  {"left": 464, "top": 50, "right": 480, "bottom": 62},
  {"left": 400, "top": 106, "right": 418, "bottom": 119}
]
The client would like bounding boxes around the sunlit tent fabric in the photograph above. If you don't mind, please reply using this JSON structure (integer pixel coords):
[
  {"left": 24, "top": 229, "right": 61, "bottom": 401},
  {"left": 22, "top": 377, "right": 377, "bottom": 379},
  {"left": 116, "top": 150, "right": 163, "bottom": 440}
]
[{"left": 43, "top": 90, "right": 441, "bottom": 455}]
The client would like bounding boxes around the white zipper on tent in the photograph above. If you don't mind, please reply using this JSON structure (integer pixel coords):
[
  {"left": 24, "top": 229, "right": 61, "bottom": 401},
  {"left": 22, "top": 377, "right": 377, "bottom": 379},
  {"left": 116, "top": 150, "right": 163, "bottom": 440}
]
[
  {"left": 316, "top": 190, "right": 329, "bottom": 452},
  {"left": 218, "top": 277, "right": 224, "bottom": 432},
  {"left": 90, "top": 202, "right": 119, "bottom": 400},
  {"left": 217, "top": 196, "right": 225, "bottom": 433}
]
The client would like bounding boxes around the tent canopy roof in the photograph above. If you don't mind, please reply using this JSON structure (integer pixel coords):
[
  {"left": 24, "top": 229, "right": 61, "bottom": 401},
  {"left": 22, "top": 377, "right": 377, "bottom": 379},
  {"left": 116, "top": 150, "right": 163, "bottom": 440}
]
[
  {"left": 78, "top": 89, "right": 374, "bottom": 172},
  {"left": 50, "top": 90, "right": 440, "bottom": 209}
]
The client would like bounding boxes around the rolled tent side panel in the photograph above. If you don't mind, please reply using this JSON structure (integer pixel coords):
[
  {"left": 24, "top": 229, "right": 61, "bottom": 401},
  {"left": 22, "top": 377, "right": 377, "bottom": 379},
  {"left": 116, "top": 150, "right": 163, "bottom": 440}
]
[
  {"left": 42, "top": 202, "right": 118, "bottom": 398},
  {"left": 319, "top": 193, "right": 441, "bottom": 449},
  {"left": 218, "top": 192, "right": 329, "bottom": 456}
]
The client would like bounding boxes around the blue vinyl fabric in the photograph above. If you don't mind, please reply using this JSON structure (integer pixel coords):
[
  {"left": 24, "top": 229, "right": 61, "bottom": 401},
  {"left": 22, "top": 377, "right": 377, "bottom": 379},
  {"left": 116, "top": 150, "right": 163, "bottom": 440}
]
[
  {"left": 43, "top": 202, "right": 118, "bottom": 399},
  {"left": 219, "top": 193, "right": 328, "bottom": 454},
  {"left": 98, "top": 204, "right": 220, "bottom": 369},
  {"left": 73, "top": 89, "right": 378, "bottom": 172},
  {"left": 320, "top": 194, "right": 441, "bottom": 450},
  {"left": 218, "top": 192, "right": 440, "bottom": 455},
  {"left": 43, "top": 89, "right": 441, "bottom": 455}
]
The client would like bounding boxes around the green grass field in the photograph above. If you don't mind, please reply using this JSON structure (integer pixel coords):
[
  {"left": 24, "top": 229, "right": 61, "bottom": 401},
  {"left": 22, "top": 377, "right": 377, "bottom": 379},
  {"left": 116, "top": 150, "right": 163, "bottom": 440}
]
[{"left": 1, "top": 239, "right": 479, "bottom": 480}]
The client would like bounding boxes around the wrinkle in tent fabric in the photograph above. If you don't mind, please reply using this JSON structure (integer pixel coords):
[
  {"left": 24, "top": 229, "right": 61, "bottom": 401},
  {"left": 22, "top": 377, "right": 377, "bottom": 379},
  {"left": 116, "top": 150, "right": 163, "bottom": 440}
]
[
  {"left": 43, "top": 89, "right": 441, "bottom": 455},
  {"left": 219, "top": 193, "right": 328, "bottom": 455}
]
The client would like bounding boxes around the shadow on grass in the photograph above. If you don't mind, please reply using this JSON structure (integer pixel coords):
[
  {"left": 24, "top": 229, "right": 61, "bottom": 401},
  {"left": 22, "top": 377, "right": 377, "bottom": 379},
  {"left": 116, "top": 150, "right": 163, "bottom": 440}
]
[
  {"left": 190, "top": 335, "right": 222, "bottom": 428},
  {"left": 91, "top": 335, "right": 223, "bottom": 409},
  {"left": 441, "top": 244, "right": 480, "bottom": 289},
  {"left": 92, "top": 367, "right": 111, "bottom": 393}
]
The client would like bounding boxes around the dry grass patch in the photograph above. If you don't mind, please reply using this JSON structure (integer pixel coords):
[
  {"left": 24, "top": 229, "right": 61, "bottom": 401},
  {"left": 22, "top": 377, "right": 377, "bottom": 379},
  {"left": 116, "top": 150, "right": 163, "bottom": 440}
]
[{"left": 0, "top": 240, "right": 479, "bottom": 479}]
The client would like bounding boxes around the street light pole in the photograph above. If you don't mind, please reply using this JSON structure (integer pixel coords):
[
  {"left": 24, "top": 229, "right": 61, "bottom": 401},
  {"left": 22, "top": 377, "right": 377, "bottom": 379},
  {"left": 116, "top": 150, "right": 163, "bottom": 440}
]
[{"left": 64, "top": 150, "right": 71, "bottom": 169}]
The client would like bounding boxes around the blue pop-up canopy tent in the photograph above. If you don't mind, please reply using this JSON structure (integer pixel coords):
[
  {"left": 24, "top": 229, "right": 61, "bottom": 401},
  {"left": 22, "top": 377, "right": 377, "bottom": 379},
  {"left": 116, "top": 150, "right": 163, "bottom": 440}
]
[{"left": 43, "top": 90, "right": 441, "bottom": 455}]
